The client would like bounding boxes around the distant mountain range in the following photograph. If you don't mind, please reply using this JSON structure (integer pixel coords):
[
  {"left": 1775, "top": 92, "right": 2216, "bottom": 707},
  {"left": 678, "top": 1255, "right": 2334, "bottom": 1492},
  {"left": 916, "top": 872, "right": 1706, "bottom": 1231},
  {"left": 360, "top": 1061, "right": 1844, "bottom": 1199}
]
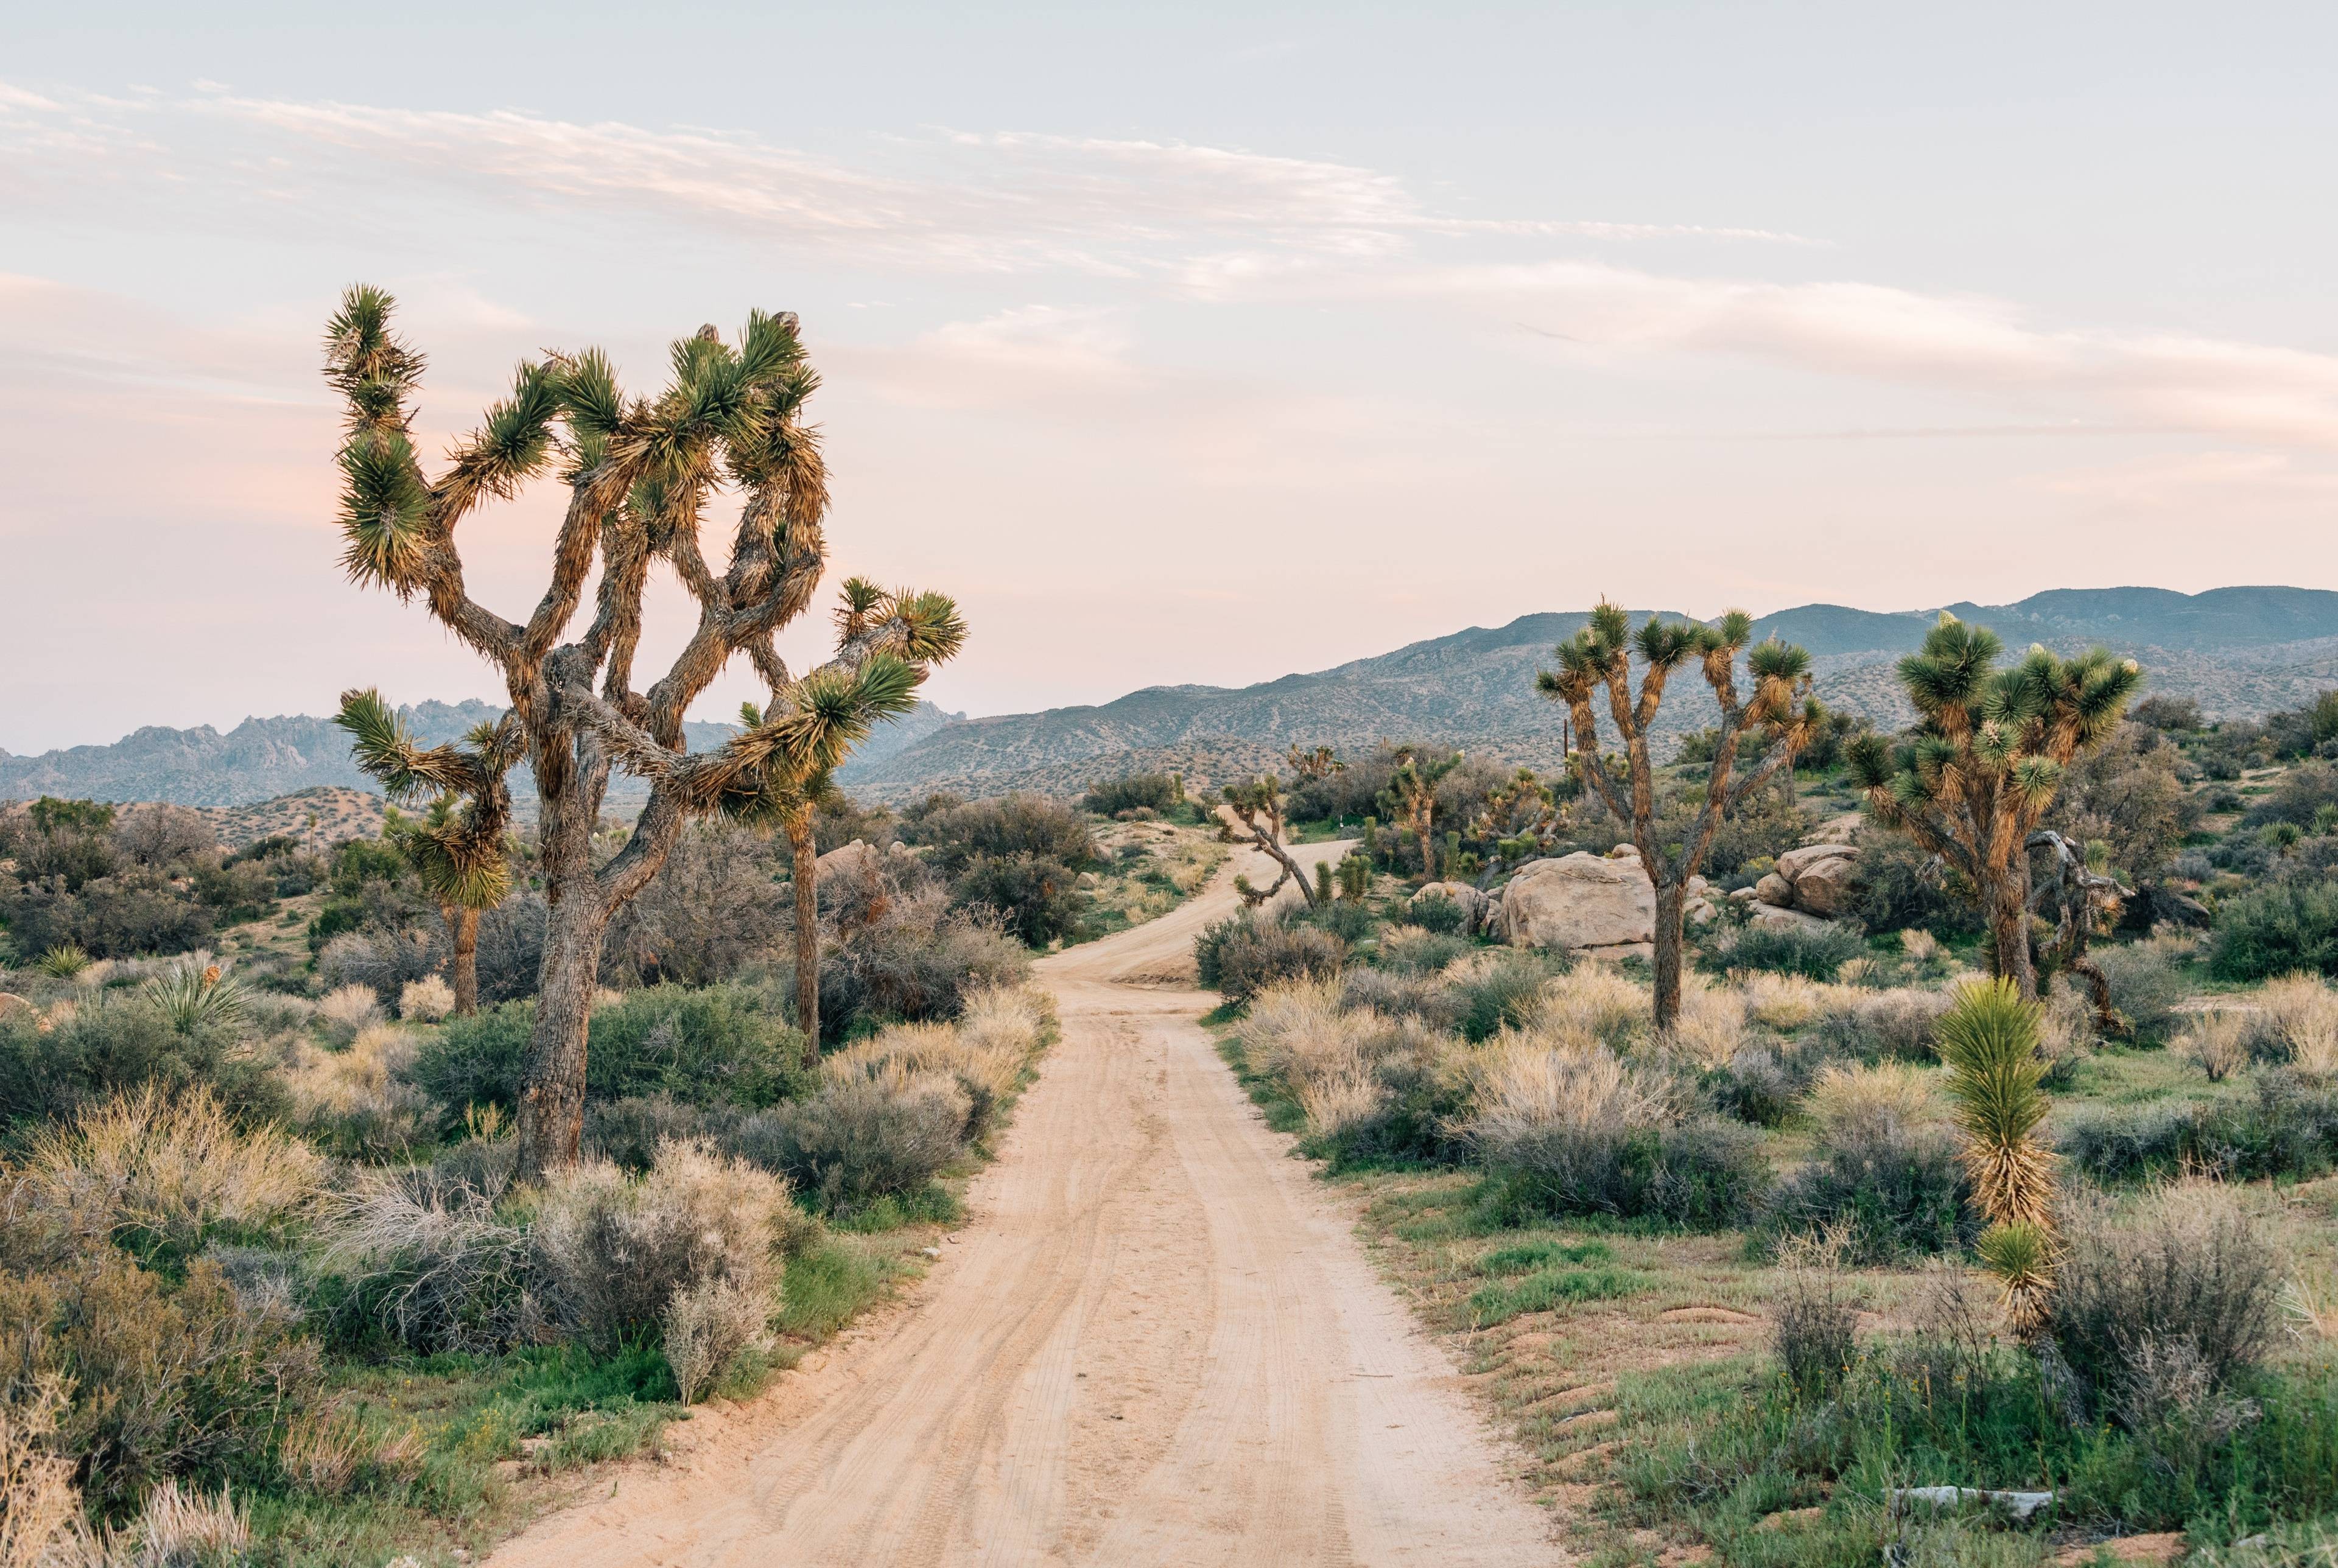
[
  {"left": 0, "top": 699, "right": 960, "bottom": 811},
  {"left": 10, "top": 588, "right": 2335, "bottom": 813},
  {"left": 833, "top": 586, "right": 2338, "bottom": 800}
]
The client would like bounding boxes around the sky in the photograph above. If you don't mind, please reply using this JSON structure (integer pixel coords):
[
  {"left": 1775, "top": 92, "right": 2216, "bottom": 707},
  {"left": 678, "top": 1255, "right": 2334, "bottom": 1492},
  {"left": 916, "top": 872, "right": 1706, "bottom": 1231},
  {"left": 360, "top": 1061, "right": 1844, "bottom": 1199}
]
[{"left": 4, "top": 1, "right": 2338, "bottom": 754}]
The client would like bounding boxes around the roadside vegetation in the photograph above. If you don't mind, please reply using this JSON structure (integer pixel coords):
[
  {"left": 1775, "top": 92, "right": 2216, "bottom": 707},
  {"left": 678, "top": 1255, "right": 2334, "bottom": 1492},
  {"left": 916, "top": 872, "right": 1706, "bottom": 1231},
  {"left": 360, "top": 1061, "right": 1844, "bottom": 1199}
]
[{"left": 1199, "top": 625, "right": 2338, "bottom": 1567}]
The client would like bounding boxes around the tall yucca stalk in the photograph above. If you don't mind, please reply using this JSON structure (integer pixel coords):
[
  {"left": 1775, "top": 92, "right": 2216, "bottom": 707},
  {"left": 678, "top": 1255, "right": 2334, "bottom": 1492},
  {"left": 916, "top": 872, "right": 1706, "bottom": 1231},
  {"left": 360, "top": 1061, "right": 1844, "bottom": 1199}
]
[
  {"left": 1936, "top": 977, "right": 2057, "bottom": 1334},
  {"left": 1848, "top": 615, "right": 2139, "bottom": 998},
  {"left": 323, "top": 289, "right": 964, "bottom": 1180},
  {"left": 1538, "top": 603, "right": 1817, "bottom": 1032}
]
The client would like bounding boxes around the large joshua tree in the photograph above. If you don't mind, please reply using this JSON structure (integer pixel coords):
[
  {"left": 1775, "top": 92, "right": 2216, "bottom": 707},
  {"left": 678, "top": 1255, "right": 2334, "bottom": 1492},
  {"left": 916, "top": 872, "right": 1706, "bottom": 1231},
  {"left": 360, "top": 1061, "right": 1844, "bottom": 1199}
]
[
  {"left": 323, "top": 287, "right": 963, "bottom": 1180},
  {"left": 334, "top": 690, "right": 518, "bottom": 1015},
  {"left": 1539, "top": 604, "right": 1816, "bottom": 1032},
  {"left": 1847, "top": 615, "right": 2139, "bottom": 1000}
]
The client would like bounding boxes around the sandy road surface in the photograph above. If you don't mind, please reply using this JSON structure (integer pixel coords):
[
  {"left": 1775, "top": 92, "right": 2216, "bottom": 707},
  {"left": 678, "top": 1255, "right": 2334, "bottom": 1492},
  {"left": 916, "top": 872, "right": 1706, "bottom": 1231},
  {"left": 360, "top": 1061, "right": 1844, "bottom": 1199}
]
[{"left": 487, "top": 838, "right": 1560, "bottom": 1567}]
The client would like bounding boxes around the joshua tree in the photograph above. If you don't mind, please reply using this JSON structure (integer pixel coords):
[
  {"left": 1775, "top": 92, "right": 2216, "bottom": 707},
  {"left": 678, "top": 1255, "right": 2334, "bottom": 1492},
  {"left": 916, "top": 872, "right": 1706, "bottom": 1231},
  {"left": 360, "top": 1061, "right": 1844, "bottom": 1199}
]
[
  {"left": 1222, "top": 775, "right": 1316, "bottom": 907},
  {"left": 1936, "top": 978, "right": 2058, "bottom": 1334},
  {"left": 1287, "top": 743, "right": 1344, "bottom": 781},
  {"left": 1539, "top": 604, "right": 1816, "bottom": 1031},
  {"left": 323, "top": 287, "right": 963, "bottom": 1180},
  {"left": 335, "top": 690, "right": 518, "bottom": 1015},
  {"left": 1847, "top": 617, "right": 2139, "bottom": 999},
  {"left": 1379, "top": 745, "right": 1461, "bottom": 882},
  {"left": 1469, "top": 765, "right": 1566, "bottom": 878}
]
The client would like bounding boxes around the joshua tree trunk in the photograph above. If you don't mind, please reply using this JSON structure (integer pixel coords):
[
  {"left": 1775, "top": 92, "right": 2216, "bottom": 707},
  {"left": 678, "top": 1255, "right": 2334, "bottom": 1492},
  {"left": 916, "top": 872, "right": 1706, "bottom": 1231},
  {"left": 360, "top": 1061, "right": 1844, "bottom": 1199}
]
[
  {"left": 446, "top": 904, "right": 480, "bottom": 1016},
  {"left": 787, "top": 810, "right": 820, "bottom": 1065},
  {"left": 516, "top": 883, "right": 613, "bottom": 1175},
  {"left": 1651, "top": 880, "right": 1688, "bottom": 1032},
  {"left": 1984, "top": 863, "right": 2038, "bottom": 1001}
]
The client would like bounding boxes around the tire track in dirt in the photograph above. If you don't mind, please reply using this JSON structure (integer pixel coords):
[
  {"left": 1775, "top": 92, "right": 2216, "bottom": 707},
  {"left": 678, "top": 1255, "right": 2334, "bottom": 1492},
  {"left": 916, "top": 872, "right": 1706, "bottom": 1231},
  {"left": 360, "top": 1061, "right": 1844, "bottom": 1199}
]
[{"left": 486, "top": 839, "right": 1560, "bottom": 1567}]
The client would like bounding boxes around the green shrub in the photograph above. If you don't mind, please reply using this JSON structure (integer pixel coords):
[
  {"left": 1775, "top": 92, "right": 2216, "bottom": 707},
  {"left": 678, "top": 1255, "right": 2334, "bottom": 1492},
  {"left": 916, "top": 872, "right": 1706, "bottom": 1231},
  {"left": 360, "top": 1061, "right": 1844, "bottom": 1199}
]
[
  {"left": 1466, "top": 1264, "right": 1647, "bottom": 1327},
  {"left": 1761, "top": 1125, "right": 1973, "bottom": 1262},
  {"left": 2213, "top": 880, "right": 2338, "bottom": 982},
  {"left": 2061, "top": 1069, "right": 2338, "bottom": 1183},
  {"left": 1082, "top": 773, "right": 1182, "bottom": 816},
  {"left": 2091, "top": 940, "right": 2192, "bottom": 1040},
  {"left": 950, "top": 852, "right": 1086, "bottom": 947},
  {"left": 404, "top": 1000, "right": 534, "bottom": 1125},
  {"left": 1409, "top": 894, "right": 1467, "bottom": 936},
  {"left": 1483, "top": 1116, "right": 1771, "bottom": 1230},
  {"left": 1195, "top": 913, "right": 1344, "bottom": 1005},
  {"left": 0, "top": 996, "right": 287, "bottom": 1128},
  {"left": 1373, "top": 927, "right": 1468, "bottom": 976},
  {"left": 1708, "top": 920, "right": 1867, "bottom": 981},
  {"left": 732, "top": 1075, "right": 969, "bottom": 1215},
  {"left": 1452, "top": 951, "right": 1559, "bottom": 1043}
]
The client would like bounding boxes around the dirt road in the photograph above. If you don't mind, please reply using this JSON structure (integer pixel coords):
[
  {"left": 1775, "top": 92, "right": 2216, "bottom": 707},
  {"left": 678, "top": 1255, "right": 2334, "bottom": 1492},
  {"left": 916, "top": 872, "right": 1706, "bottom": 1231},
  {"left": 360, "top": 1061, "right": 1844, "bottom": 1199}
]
[{"left": 487, "top": 839, "right": 1559, "bottom": 1567}]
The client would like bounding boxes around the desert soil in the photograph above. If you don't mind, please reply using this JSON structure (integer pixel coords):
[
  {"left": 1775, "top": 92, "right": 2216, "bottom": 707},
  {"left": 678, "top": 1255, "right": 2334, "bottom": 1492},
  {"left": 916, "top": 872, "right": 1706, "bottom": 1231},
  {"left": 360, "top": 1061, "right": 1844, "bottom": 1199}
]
[{"left": 486, "top": 838, "right": 1561, "bottom": 1567}]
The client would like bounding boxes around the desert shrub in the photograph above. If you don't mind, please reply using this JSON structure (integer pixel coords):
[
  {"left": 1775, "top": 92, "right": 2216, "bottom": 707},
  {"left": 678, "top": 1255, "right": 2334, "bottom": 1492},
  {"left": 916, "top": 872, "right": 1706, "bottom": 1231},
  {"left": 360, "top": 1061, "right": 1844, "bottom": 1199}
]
[
  {"left": 905, "top": 793, "right": 1095, "bottom": 875},
  {"left": 317, "top": 1171, "right": 541, "bottom": 1356},
  {"left": 1710, "top": 920, "right": 1866, "bottom": 981},
  {"left": 602, "top": 822, "right": 790, "bottom": 987},
  {"left": 1409, "top": 894, "right": 1467, "bottom": 936},
  {"left": 10, "top": 1085, "right": 325, "bottom": 1267},
  {"left": 281, "top": 1023, "right": 432, "bottom": 1158},
  {"left": 1709, "top": 1043, "right": 1799, "bottom": 1126},
  {"left": 399, "top": 974, "right": 455, "bottom": 1022},
  {"left": 584, "top": 1095, "right": 736, "bottom": 1172},
  {"left": 815, "top": 859, "right": 1031, "bottom": 1038},
  {"left": 1763, "top": 1125, "right": 1970, "bottom": 1262},
  {"left": 818, "top": 987, "right": 1049, "bottom": 1146},
  {"left": 1464, "top": 1038, "right": 1767, "bottom": 1225},
  {"left": 0, "top": 1254, "right": 321, "bottom": 1515},
  {"left": 1773, "top": 1271, "right": 1861, "bottom": 1395},
  {"left": 2177, "top": 1010, "right": 2253, "bottom": 1082},
  {"left": 949, "top": 850, "right": 1086, "bottom": 946},
  {"left": 1, "top": 1373, "right": 89, "bottom": 1566},
  {"left": 2213, "top": 880, "right": 2338, "bottom": 982},
  {"left": 474, "top": 889, "right": 549, "bottom": 1003},
  {"left": 2252, "top": 973, "right": 2338, "bottom": 1076},
  {"left": 1373, "top": 926, "right": 1468, "bottom": 976},
  {"left": 2189, "top": 1516, "right": 2338, "bottom": 1568},
  {"left": 1195, "top": 912, "right": 1344, "bottom": 1006},
  {"left": 139, "top": 958, "right": 245, "bottom": 1037},
  {"left": 1452, "top": 951, "right": 1566, "bottom": 1043},
  {"left": 2049, "top": 1186, "right": 2282, "bottom": 1422},
  {"left": 2243, "top": 760, "right": 2338, "bottom": 830},
  {"left": 732, "top": 1075, "right": 968, "bottom": 1216},
  {"left": 1848, "top": 831, "right": 1981, "bottom": 936},
  {"left": 583, "top": 984, "right": 810, "bottom": 1110},
  {"left": 318, "top": 926, "right": 443, "bottom": 1004},
  {"left": 405, "top": 999, "right": 534, "bottom": 1125},
  {"left": 2051, "top": 721, "right": 2202, "bottom": 881},
  {"left": 1083, "top": 773, "right": 1182, "bottom": 816},
  {"left": 2062, "top": 1068, "right": 2338, "bottom": 1183},
  {"left": 535, "top": 1139, "right": 786, "bottom": 1363},
  {"left": 1238, "top": 985, "right": 1467, "bottom": 1167},
  {"left": 2091, "top": 940, "right": 2191, "bottom": 1040},
  {"left": 2135, "top": 695, "right": 2203, "bottom": 732},
  {"left": 315, "top": 982, "right": 383, "bottom": 1045},
  {"left": 0, "top": 993, "right": 286, "bottom": 1127},
  {"left": 1338, "top": 966, "right": 1464, "bottom": 1031}
]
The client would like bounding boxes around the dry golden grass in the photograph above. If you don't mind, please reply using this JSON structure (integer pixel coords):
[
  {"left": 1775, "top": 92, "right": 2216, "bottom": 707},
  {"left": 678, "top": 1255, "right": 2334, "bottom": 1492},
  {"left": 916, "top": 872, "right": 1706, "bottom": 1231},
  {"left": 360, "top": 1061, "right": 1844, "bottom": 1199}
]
[
  {"left": 16, "top": 1084, "right": 325, "bottom": 1254},
  {"left": 1534, "top": 964, "right": 1649, "bottom": 1046},
  {"left": 1805, "top": 1060, "right": 1940, "bottom": 1143},
  {"left": 2175, "top": 1010, "right": 2252, "bottom": 1083},
  {"left": 1461, "top": 1032, "right": 1669, "bottom": 1150},
  {"left": 823, "top": 985, "right": 1052, "bottom": 1104},
  {"left": 2257, "top": 973, "right": 2338, "bottom": 1076},
  {"left": 1662, "top": 977, "right": 1749, "bottom": 1071}
]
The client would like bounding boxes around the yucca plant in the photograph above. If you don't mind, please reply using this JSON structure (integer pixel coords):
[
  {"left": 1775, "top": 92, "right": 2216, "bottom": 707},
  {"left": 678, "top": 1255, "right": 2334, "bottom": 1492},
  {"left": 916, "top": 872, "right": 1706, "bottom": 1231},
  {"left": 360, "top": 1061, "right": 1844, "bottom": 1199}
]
[
  {"left": 1935, "top": 978, "right": 2057, "bottom": 1333},
  {"left": 34, "top": 943, "right": 93, "bottom": 978},
  {"left": 1539, "top": 603, "right": 1817, "bottom": 1032},
  {"left": 1848, "top": 615, "right": 2140, "bottom": 998},
  {"left": 142, "top": 959, "right": 246, "bottom": 1035},
  {"left": 322, "top": 288, "right": 964, "bottom": 1180}
]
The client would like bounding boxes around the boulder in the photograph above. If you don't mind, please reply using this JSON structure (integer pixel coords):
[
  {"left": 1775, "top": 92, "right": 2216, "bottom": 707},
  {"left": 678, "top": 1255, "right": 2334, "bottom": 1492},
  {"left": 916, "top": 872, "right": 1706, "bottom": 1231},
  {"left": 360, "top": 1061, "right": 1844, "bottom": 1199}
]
[
  {"left": 1754, "top": 872, "right": 1794, "bottom": 907},
  {"left": 814, "top": 838, "right": 905, "bottom": 884},
  {"left": 1498, "top": 852, "right": 1655, "bottom": 954},
  {"left": 1775, "top": 842, "right": 1856, "bottom": 883},
  {"left": 1790, "top": 853, "right": 1859, "bottom": 917},
  {"left": 1728, "top": 885, "right": 1760, "bottom": 905},
  {"left": 1806, "top": 813, "right": 1865, "bottom": 847},
  {"left": 1747, "top": 902, "right": 1832, "bottom": 933},
  {"left": 1412, "top": 881, "right": 1489, "bottom": 933}
]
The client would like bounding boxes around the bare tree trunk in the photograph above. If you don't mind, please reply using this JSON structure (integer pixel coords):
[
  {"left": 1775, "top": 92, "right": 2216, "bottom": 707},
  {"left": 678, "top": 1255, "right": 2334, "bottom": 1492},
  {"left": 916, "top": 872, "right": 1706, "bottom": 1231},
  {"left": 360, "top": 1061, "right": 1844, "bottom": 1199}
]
[
  {"left": 1984, "top": 863, "right": 2038, "bottom": 1001},
  {"left": 515, "top": 886, "right": 611, "bottom": 1183},
  {"left": 788, "top": 813, "right": 821, "bottom": 1066},
  {"left": 449, "top": 905, "right": 480, "bottom": 1017},
  {"left": 1651, "top": 879, "right": 1687, "bottom": 1032}
]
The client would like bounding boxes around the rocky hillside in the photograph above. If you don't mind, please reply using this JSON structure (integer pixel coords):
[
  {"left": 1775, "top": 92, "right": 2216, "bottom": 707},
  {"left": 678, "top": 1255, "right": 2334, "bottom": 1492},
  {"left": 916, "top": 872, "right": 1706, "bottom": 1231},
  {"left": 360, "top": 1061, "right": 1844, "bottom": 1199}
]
[
  {"left": 837, "top": 586, "right": 2338, "bottom": 801},
  {"left": 1, "top": 700, "right": 957, "bottom": 811}
]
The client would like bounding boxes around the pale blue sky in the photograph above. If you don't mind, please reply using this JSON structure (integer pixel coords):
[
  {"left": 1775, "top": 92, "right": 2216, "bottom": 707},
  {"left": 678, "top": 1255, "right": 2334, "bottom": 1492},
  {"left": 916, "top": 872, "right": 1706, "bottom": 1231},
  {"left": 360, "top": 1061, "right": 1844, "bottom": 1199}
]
[{"left": 5, "top": 2, "right": 2337, "bottom": 751}]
